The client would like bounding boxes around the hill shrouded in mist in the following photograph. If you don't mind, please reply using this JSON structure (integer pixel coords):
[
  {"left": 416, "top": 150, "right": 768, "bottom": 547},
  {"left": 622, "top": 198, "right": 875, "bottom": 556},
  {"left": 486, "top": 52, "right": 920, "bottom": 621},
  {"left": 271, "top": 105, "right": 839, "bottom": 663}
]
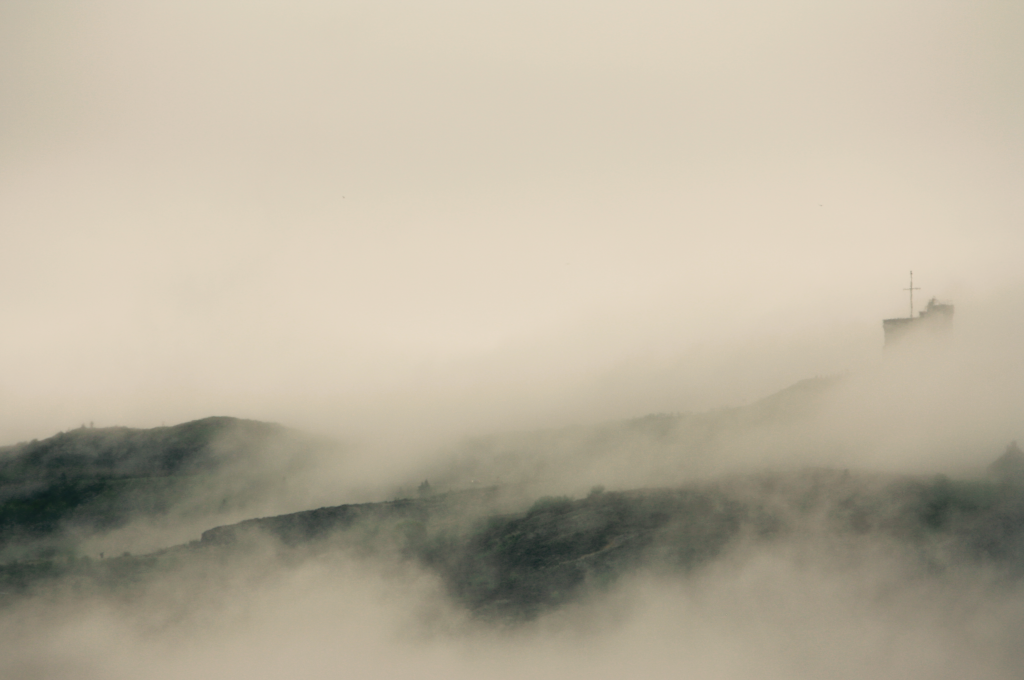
[
  {"left": 0, "top": 376, "right": 846, "bottom": 564},
  {"left": 1, "top": 377, "right": 1023, "bottom": 679},
  {"left": 4, "top": 455, "right": 1024, "bottom": 625},
  {"left": 4, "top": 0, "right": 1022, "bottom": 676},
  {"left": 2, "top": 384, "right": 1023, "bottom": 620},
  {"left": 405, "top": 376, "right": 842, "bottom": 498},
  {"left": 0, "top": 417, "right": 329, "bottom": 562}
]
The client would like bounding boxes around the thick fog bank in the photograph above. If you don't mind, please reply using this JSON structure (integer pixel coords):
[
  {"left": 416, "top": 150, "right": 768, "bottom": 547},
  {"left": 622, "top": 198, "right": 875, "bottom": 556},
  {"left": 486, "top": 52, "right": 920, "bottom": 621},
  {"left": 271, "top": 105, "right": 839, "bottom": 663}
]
[
  {"left": 1, "top": 536, "right": 1022, "bottom": 680},
  {"left": 2, "top": 0, "right": 1022, "bottom": 450},
  {"left": 401, "top": 315, "right": 1024, "bottom": 501}
]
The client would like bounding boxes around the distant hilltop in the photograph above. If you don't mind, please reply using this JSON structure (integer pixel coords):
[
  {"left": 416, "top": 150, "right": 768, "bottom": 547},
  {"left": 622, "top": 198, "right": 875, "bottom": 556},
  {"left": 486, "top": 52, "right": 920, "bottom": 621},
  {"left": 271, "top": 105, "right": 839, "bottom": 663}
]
[
  {"left": 883, "top": 297, "right": 955, "bottom": 347},
  {"left": 882, "top": 271, "right": 954, "bottom": 347}
]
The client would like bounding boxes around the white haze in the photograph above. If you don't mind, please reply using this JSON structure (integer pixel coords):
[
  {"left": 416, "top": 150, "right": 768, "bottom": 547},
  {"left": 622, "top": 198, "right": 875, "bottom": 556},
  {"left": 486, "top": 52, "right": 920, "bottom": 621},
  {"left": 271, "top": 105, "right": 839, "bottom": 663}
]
[
  {"left": 2, "top": 1, "right": 1024, "bottom": 678},
  {"left": 1, "top": 0, "right": 1022, "bottom": 451},
  {"left": 2, "top": 537, "right": 1023, "bottom": 680}
]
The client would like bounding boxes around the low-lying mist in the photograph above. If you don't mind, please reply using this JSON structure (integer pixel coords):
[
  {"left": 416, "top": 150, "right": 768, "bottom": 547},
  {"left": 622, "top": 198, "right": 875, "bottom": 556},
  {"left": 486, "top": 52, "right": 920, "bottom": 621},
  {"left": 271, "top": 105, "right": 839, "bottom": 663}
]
[
  {"left": 3, "top": 521, "right": 1022, "bottom": 680},
  {"left": 385, "top": 298, "right": 1024, "bottom": 502}
]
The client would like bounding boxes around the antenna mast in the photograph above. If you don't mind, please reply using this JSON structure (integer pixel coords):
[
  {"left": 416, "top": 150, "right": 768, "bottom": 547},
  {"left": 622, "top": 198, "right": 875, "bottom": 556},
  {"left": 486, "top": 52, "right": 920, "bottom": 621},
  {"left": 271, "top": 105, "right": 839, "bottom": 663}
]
[{"left": 904, "top": 270, "right": 920, "bottom": 318}]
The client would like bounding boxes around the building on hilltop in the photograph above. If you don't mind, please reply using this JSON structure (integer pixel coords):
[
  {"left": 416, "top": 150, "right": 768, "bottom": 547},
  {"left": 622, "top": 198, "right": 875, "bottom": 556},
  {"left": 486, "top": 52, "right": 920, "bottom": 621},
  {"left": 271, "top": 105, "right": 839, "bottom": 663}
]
[
  {"left": 882, "top": 272, "right": 954, "bottom": 347},
  {"left": 883, "top": 297, "right": 955, "bottom": 346}
]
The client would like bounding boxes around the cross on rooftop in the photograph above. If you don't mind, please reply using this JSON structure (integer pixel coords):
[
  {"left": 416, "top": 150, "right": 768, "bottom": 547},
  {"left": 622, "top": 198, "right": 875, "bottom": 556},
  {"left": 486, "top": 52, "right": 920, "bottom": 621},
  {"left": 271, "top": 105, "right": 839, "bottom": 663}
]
[{"left": 904, "top": 271, "right": 921, "bottom": 318}]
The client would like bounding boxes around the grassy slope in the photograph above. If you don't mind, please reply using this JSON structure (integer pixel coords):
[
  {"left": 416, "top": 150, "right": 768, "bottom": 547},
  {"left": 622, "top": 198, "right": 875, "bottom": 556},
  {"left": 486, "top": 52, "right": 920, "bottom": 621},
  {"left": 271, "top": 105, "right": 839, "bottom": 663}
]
[
  {"left": 0, "top": 417, "right": 303, "bottom": 558},
  {"left": 7, "top": 468, "right": 1021, "bottom": 620}
]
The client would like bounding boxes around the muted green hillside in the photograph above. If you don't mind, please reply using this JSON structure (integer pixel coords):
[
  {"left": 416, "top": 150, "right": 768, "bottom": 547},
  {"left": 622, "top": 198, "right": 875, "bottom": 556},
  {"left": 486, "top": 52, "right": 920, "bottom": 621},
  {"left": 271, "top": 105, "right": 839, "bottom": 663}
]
[
  {"left": 8, "top": 465, "right": 1022, "bottom": 621},
  {"left": 0, "top": 417, "right": 320, "bottom": 560}
]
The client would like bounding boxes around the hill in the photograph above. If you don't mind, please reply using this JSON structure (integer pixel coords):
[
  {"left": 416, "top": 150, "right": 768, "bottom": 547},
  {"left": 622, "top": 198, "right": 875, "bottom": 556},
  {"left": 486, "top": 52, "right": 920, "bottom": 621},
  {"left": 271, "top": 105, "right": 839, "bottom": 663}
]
[
  {"left": 406, "top": 376, "right": 841, "bottom": 497},
  {"left": 6, "top": 465, "right": 1023, "bottom": 621},
  {"left": 4, "top": 377, "right": 1020, "bottom": 622},
  {"left": 0, "top": 417, "right": 282, "bottom": 480},
  {"left": 0, "top": 417, "right": 324, "bottom": 561}
]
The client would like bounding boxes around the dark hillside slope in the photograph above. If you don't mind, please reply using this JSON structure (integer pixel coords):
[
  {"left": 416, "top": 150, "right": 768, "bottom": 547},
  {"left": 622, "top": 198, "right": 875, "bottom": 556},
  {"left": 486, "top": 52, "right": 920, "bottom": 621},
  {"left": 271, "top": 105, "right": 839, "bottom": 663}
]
[
  {"left": 423, "top": 471, "right": 1024, "bottom": 618},
  {"left": 0, "top": 418, "right": 320, "bottom": 558},
  {"left": 5, "top": 467, "right": 1024, "bottom": 620},
  {"left": 49, "top": 465, "right": 1013, "bottom": 621},
  {"left": 0, "top": 417, "right": 281, "bottom": 481}
]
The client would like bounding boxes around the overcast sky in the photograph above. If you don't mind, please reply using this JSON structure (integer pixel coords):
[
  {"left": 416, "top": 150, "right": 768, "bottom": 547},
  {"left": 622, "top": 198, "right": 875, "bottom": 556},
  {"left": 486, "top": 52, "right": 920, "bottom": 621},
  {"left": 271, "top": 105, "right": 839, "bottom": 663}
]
[{"left": 2, "top": 0, "right": 1022, "bottom": 446}]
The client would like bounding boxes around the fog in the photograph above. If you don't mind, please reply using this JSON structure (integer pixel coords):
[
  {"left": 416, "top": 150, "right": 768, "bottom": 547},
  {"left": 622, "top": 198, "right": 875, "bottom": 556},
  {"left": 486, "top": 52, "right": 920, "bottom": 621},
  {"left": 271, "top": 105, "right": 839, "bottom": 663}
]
[
  {"left": 2, "top": 0, "right": 1022, "bottom": 449},
  {"left": 3, "top": 535, "right": 1023, "bottom": 680},
  {"left": 2, "top": 0, "right": 1024, "bottom": 677}
]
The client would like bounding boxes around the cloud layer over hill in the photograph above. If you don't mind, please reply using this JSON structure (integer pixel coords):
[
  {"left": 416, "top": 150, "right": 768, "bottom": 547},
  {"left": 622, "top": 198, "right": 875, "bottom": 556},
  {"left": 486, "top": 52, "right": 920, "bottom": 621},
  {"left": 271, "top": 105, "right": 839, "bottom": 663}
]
[
  {"left": 2, "top": 1, "right": 1023, "bottom": 677},
  {"left": 2, "top": 0, "right": 1023, "bottom": 450}
]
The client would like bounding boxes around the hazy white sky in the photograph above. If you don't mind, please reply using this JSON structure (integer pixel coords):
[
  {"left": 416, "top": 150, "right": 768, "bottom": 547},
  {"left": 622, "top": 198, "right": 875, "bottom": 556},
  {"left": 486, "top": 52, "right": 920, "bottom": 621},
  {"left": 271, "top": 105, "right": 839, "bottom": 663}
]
[{"left": 2, "top": 0, "right": 1022, "bottom": 445}]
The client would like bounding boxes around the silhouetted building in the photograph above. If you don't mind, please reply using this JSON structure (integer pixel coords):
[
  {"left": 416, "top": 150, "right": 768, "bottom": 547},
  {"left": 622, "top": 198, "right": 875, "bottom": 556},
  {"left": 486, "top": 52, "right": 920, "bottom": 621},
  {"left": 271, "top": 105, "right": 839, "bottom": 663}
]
[{"left": 883, "top": 297, "right": 954, "bottom": 347}]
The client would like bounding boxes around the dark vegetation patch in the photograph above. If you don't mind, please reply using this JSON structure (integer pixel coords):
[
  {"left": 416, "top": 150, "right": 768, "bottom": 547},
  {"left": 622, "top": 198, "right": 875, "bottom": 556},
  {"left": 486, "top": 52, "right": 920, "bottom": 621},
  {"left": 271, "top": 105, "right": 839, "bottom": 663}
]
[
  {"left": 0, "top": 418, "right": 306, "bottom": 558},
  {"left": 9, "top": 470, "right": 1024, "bottom": 622}
]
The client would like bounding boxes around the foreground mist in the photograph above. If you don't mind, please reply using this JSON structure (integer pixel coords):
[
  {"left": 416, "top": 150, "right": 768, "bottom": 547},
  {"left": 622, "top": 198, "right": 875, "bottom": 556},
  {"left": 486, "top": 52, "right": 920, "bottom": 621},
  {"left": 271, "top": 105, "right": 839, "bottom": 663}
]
[
  {"left": 4, "top": 429, "right": 1024, "bottom": 679},
  {"left": 2, "top": 527, "right": 1022, "bottom": 680}
]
